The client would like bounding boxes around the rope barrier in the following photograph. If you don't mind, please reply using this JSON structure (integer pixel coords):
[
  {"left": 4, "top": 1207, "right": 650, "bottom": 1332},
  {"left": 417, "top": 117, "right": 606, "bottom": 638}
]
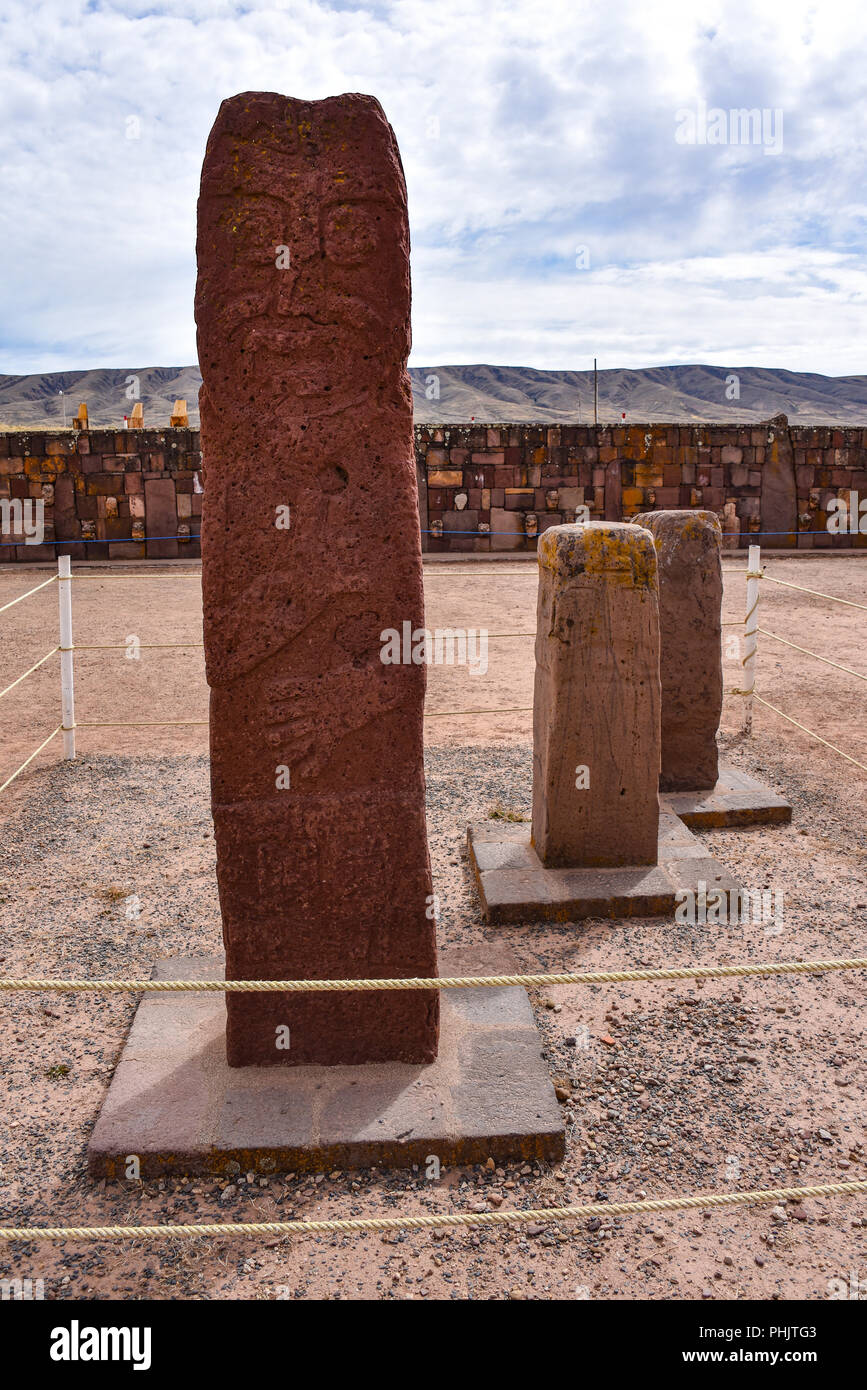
[
  {"left": 425, "top": 706, "right": 532, "bottom": 718},
  {"left": 74, "top": 643, "right": 204, "bottom": 651},
  {"left": 758, "top": 629, "right": 867, "bottom": 682},
  {"left": 71, "top": 638, "right": 534, "bottom": 651},
  {"left": 2, "top": 954, "right": 864, "bottom": 995},
  {"left": 0, "top": 573, "right": 58, "bottom": 614},
  {"left": 762, "top": 574, "right": 867, "bottom": 611},
  {"left": 74, "top": 720, "right": 208, "bottom": 728},
  {"left": 1, "top": 1179, "right": 865, "bottom": 1243},
  {"left": 67, "top": 710, "right": 533, "bottom": 730},
  {"left": 0, "top": 725, "right": 63, "bottom": 794},
  {"left": 752, "top": 695, "right": 867, "bottom": 774},
  {"left": 0, "top": 646, "right": 58, "bottom": 700},
  {"left": 69, "top": 573, "right": 201, "bottom": 581}
]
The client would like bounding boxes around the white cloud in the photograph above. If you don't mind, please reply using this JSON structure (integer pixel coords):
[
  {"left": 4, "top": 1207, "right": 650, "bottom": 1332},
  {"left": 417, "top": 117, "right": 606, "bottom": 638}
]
[{"left": 0, "top": 0, "right": 865, "bottom": 375}]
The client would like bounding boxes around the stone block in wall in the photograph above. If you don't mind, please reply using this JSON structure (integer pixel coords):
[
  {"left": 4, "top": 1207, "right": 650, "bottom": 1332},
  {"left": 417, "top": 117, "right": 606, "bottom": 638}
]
[
  {"left": 87, "top": 474, "right": 123, "bottom": 496},
  {"left": 504, "top": 488, "right": 534, "bottom": 509},
  {"left": 144, "top": 478, "right": 178, "bottom": 558},
  {"left": 490, "top": 508, "right": 524, "bottom": 551},
  {"left": 108, "top": 542, "right": 147, "bottom": 560},
  {"left": 428, "top": 469, "right": 462, "bottom": 487},
  {"left": 635, "top": 464, "right": 663, "bottom": 488},
  {"left": 426, "top": 448, "right": 448, "bottom": 470},
  {"left": 443, "top": 509, "right": 479, "bottom": 534},
  {"left": 558, "top": 487, "right": 584, "bottom": 511}
]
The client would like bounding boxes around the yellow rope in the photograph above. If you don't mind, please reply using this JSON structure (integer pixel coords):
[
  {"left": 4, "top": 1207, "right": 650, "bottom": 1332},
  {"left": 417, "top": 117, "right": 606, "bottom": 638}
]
[
  {"left": 74, "top": 720, "right": 208, "bottom": 728},
  {"left": 74, "top": 643, "right": 204, "bottom": 651},
  {"left": 76, "top": 639, "right": 529, "bottom": 650},
  {"left": 71, "top": 711, "right": 533, "bottom": 728},
  {"left": 752, "top": 695, "right": 867, "bottom": 773},
  {"left": 758, "top": 628, "right": 867, "bottom": 681},
  {"left": 0, "top": 646, "right": 58, "bottom": 700},
  {"left": 0, "top": 725, "right": 63, "bottom": 794},
  {"left": 70, "top": 573, "right": 201, "bottom": 580},
  {"left": 1, "top": 1179, "right": 864, "bottom": 1243},
  {"left": 0, "top": 573, "right": 58, "bottom": 614},
  {"left": 425, "top": 706, "right": 532, "bottom": 718},
  {"left": 2, "top": 954, "right": 864, "bottom": 994},
  {"left": 762, "top": 574, "right": 867, "bottom": 611}
]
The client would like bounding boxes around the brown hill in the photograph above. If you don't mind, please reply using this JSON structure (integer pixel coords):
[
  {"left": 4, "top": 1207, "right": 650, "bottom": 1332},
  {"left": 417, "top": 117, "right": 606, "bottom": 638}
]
[{"left": 2, "top": 362, "right": 867, "bottom": 428}]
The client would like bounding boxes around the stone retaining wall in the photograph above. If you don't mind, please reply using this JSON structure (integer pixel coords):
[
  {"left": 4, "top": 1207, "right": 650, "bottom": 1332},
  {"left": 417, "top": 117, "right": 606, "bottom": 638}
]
[
  {"left": 416, "top": 417, "right": 867, "bottom": 552},
  {"left": 2, "top": 417, "right": 865, "bottom": 560}
]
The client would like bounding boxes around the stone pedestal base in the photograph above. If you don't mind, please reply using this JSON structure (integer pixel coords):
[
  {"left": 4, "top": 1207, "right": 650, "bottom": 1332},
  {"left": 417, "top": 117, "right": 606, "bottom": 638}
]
[
  {"left": 87, "top": 949, "right": 564, "bottom": 1178},
  {"left": 660, "top": 764, "right": 792, "bottom": 828},
  {"left": 468, "top": 813, "right": 742, "bottom": 925}
]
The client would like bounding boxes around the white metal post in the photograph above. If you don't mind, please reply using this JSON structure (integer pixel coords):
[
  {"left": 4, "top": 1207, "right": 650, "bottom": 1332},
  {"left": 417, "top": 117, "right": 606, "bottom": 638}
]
[
  {"left": 742, "top": 543, "right": 761, "bottom": 735},
  {"left": 58, "top": 555, "right": 75, "bottom": 758}
]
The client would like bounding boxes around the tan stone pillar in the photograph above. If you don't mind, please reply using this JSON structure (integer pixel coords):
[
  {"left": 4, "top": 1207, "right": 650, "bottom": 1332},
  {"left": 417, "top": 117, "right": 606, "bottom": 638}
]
[
  {"left": 531, "top": 521, "right": 661, "bottom": 868},
  {"left": 633, "top": 510, "right": 723, "bottom": 791}
]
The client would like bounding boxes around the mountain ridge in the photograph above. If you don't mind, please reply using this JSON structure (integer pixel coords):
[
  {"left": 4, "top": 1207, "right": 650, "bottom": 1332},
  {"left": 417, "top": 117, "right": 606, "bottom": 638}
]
[{"left": 2, "top": 362, "right": 867, "bottom": 427}]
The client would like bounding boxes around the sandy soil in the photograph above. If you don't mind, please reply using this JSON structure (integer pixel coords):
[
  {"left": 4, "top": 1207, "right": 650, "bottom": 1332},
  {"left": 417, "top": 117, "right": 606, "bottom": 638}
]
[{"left": 0, "top": 553, "right": 864, "bottom": 1301}]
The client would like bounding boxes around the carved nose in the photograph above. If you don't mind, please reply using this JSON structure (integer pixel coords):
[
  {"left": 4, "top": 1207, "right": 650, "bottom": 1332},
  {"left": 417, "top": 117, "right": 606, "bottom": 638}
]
[{"left": 276, "top": 257, "right": 326, "bottom": 321}]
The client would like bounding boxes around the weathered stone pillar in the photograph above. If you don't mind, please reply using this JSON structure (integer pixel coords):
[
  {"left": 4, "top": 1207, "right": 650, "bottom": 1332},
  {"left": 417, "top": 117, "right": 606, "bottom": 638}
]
[
  {"left": 633, "top": 510, "right": 723, "bottom": 791},
  {"left": 531, "top": 521, "right": 661, "bottom": 868},
  {"left": 196, "top": 91, "right": 438, "bottom": 1067}
]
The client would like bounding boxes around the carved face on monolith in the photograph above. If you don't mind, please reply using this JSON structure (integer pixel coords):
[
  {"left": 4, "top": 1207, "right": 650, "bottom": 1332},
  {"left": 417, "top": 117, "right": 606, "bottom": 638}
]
[{"left": 196, "top": 91, "right": 439, "bottom": 1067}]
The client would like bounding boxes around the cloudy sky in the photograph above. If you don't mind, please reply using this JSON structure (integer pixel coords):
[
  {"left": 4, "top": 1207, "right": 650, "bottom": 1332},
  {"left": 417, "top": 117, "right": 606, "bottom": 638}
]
[{"left": 1, "top": 0, "right": 865, "bottom": 377}]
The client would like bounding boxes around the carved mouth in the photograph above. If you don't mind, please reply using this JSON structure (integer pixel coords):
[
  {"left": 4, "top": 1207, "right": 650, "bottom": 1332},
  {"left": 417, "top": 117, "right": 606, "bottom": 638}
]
[{"left": 243, "top": 322, "right": 339, "bottom": 356}]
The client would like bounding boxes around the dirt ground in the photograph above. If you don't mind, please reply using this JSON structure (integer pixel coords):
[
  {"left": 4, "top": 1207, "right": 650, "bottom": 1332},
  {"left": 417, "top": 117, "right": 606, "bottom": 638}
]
[{"left": 0, "top": 552, "right": 864, "bottom": 1301}]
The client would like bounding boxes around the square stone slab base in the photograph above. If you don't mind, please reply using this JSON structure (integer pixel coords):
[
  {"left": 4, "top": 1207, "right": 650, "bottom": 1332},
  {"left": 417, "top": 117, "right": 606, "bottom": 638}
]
[
  {"left": 468, "top": 813, "right": 742, "bottom": 925},
  {"left": 87, "top": 948, "right": 564, "bottom": 1178},
  {"left": 660, "top": 764, "right": 792, "bottom": 828}
]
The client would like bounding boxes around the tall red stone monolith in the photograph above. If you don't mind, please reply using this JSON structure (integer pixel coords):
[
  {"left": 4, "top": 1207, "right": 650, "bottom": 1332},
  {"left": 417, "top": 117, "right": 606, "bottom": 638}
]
[
  {"left": 531, "top": 521, "right": 661, "bottom": 868},
  {"left": 633, "top": 510, "right": 723, "bottom": 791},
  {"left": 196, "top": 91, "right": 438, "bottom": 1067}
]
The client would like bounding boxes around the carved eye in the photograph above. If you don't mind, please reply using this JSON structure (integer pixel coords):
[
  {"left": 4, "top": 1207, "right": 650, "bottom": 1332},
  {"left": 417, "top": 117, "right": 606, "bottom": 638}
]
[{"left": 323, "top": 203, "right": 379, "bottom": 264}]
